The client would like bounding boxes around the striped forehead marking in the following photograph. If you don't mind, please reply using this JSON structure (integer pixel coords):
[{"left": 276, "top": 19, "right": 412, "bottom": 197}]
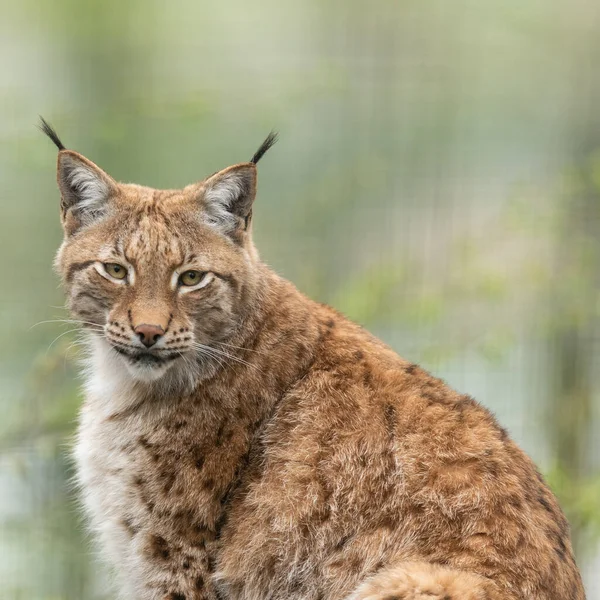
[{"left": 122, "top": 210, "right": 185, "bottom": 263}]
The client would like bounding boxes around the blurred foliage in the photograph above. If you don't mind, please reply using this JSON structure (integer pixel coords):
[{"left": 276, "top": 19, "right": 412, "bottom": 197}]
[{"left": 546, "top": 466, "right": 600, "bottom": 557}]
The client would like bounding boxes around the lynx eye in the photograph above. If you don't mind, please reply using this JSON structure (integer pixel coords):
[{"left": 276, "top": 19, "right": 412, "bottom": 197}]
[
  {"left": 104, "top": 263, "right": 127, "bottom": 280},
  {"left": 179, "top": 270, "right": 205, "bottom": 287}
]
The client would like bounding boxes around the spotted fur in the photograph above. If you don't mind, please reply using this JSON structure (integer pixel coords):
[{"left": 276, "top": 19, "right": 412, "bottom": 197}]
[{"left": 44, "top": 125, "right": 585, "bottom": 600}]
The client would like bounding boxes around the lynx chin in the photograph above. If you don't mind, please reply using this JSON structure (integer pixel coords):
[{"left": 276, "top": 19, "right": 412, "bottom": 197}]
[{"left": 41, "top": 117, "right": 585, "bottom": 600}]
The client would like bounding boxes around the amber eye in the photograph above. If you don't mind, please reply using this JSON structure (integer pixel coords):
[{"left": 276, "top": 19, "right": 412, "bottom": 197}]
[
  {"left": 179, "top": 270, "right": 205, "bottom": 287},
  {"left": 104, "top": 263, "right": 127, "bottom": 280}
]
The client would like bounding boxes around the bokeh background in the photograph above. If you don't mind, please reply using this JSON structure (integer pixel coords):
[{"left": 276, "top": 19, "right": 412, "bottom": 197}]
[{"left": 2, "top": 0, "right": 600, "bottom": 597}]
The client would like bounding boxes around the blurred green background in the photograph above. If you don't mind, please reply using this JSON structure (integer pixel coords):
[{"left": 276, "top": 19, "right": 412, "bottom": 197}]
[{"left": 2, "top": 0, "right": 600, "bottom": 597}]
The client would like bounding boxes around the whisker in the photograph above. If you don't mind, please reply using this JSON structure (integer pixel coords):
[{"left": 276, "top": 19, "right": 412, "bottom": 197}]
[
  {"left": 203, "top": 346, "right": 255, "bottom": 367},
  {"left": 46, "top": 328, "right": 85, "bottom": 354},
  {"left": 214, "top": 340, "right": 267, "bottom": 356},
  {"left": 192, "top": 345, "right": 226, "bottom": 370},
  {"left": 176, "top": 350, "right": 195, "bottom": 371},
  {"left": 190, "top": 342, "right": 257, "bottom": 370},
  {"left": 30, "top": 318, "right": 104, "bottom": 331},
  {"left": 198, "top": 347, "right": 225, "bottom": 367},
  {"left": 64, "top": 336, "right": 89, "bottom": 365}
]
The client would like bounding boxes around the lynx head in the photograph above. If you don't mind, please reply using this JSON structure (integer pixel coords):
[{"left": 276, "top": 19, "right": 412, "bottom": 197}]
[{"left": 41, "top": 118, "right": 277, "bottom": 384}]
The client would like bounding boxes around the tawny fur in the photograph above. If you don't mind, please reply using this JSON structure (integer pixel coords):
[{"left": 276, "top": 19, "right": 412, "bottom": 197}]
[{"left": 46, "top": 130, "right": 585, "bottom": 600}]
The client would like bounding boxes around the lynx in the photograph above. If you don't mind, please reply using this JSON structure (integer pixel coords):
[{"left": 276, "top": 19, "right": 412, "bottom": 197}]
[{"left": 41, "top": 118, "right": 585, "bottom": 600}]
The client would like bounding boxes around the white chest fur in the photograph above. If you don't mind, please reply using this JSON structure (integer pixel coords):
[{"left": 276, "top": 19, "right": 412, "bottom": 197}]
[
  {"left": 74, "top": 339, "right": 233, "bottom": 600},
  {"left": 74, "top": 341, "right": 160, "bottom": 594}
]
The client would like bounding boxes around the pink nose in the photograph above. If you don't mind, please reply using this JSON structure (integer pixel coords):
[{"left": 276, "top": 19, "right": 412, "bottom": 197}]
[{"left": 134, "top": 324, "right": 165, "bottom": 348}]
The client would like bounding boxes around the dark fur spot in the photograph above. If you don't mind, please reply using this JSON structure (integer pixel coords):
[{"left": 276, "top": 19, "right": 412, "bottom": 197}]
[
  {"left": 148, "top": 534, "right": 170, "bottom": 559},
  {"left": 539, "top": 494, "right": 553, "bottom": 513},
  {"left": 215, "top": 422, "right": 226, "bottom": 446},
  {"left": 313, "top": 503, "right": 331, "bottom": 524},
  {"left": 122, "top": 517, "right": 139, "bottom": 536},
  {"left": 487, "top": 460, "right": 499, "bottom": 477},
  {"left": 354, "top": 350, "right": 364, "bottom": 360},
  {"left": 362, "top": 365, "right": 374, "bottom": 388},
  {"left": 405, "top": 363, "right": 418, "bottom": 374},
  {"left": 373, "top": 560, "right": 385, "bottom": 571},
  {"left": 383, "top": 403, "right": 396, "bottom": 439},
  {"left": 215, "top": 512, "right": 229, "bottom": 541},
  {"left": 334, "top": 534, "right": 351, "bottom": 550},
  {"left": 507, "top": 494, "right": 522, "bottom": 508},
  {"left": 456, "top": 394, "right": 478, "bottom": 410},
  {"left": 207, "top": 555, "right": 216, "bottom": 573},
  {"left": 162, "top": 471, "right": 176, "bottom": 494},
  {"left": 138, "top": 436, "right": 151, "bottom": 449},
  {"left": 555, "top": 537, "right": 567, "bottom": 562},
  {"left": 195, "top": 576, "right": 205, "bottom": 590},
  {"left": 377, "top": 515, "right": 397, "bottom": 531},
  {"left": 169, "top": 594, "right": 185, "bottom": 600}
]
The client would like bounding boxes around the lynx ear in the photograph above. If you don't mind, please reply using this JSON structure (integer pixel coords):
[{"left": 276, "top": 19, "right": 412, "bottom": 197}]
[
  {"left": 201, "top": 164, "right": 257, "bottom": 235},
  {"left": 39, "top": 117, "right": 117, "bottom": 233},
  {"left": 199, "top": 131, "right": 277, "bottom": 237},
  {"left": 57, "top": 151, "right": 118, "bottom": 231}
]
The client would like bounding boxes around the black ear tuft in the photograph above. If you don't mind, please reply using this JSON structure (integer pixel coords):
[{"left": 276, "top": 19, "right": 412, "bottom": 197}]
[
  {"left": 38, "top": 116, "right": 66, "bottom": 151},
  {"left": 250, "top": 131, "right": 278, "bottom": 164}
]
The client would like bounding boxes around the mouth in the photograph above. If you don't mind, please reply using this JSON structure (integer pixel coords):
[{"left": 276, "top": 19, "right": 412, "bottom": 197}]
[{"left": 112, "top": 346, "right": 181, "bottom": 367}]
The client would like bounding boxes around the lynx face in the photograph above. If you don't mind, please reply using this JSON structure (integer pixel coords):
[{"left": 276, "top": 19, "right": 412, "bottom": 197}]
[{"left": 46, "top": 121, "right": 276, "bottom": 382}]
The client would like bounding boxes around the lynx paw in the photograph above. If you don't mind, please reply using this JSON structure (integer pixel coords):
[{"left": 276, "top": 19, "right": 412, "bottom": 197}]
[{"left": 346, "top": 561, "right": 500, "bottom": 600}]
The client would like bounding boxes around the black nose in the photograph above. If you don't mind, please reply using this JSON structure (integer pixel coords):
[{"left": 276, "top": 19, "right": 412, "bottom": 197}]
[{"left": 134, "top": 324, "right": 165, "bottom": 348}]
